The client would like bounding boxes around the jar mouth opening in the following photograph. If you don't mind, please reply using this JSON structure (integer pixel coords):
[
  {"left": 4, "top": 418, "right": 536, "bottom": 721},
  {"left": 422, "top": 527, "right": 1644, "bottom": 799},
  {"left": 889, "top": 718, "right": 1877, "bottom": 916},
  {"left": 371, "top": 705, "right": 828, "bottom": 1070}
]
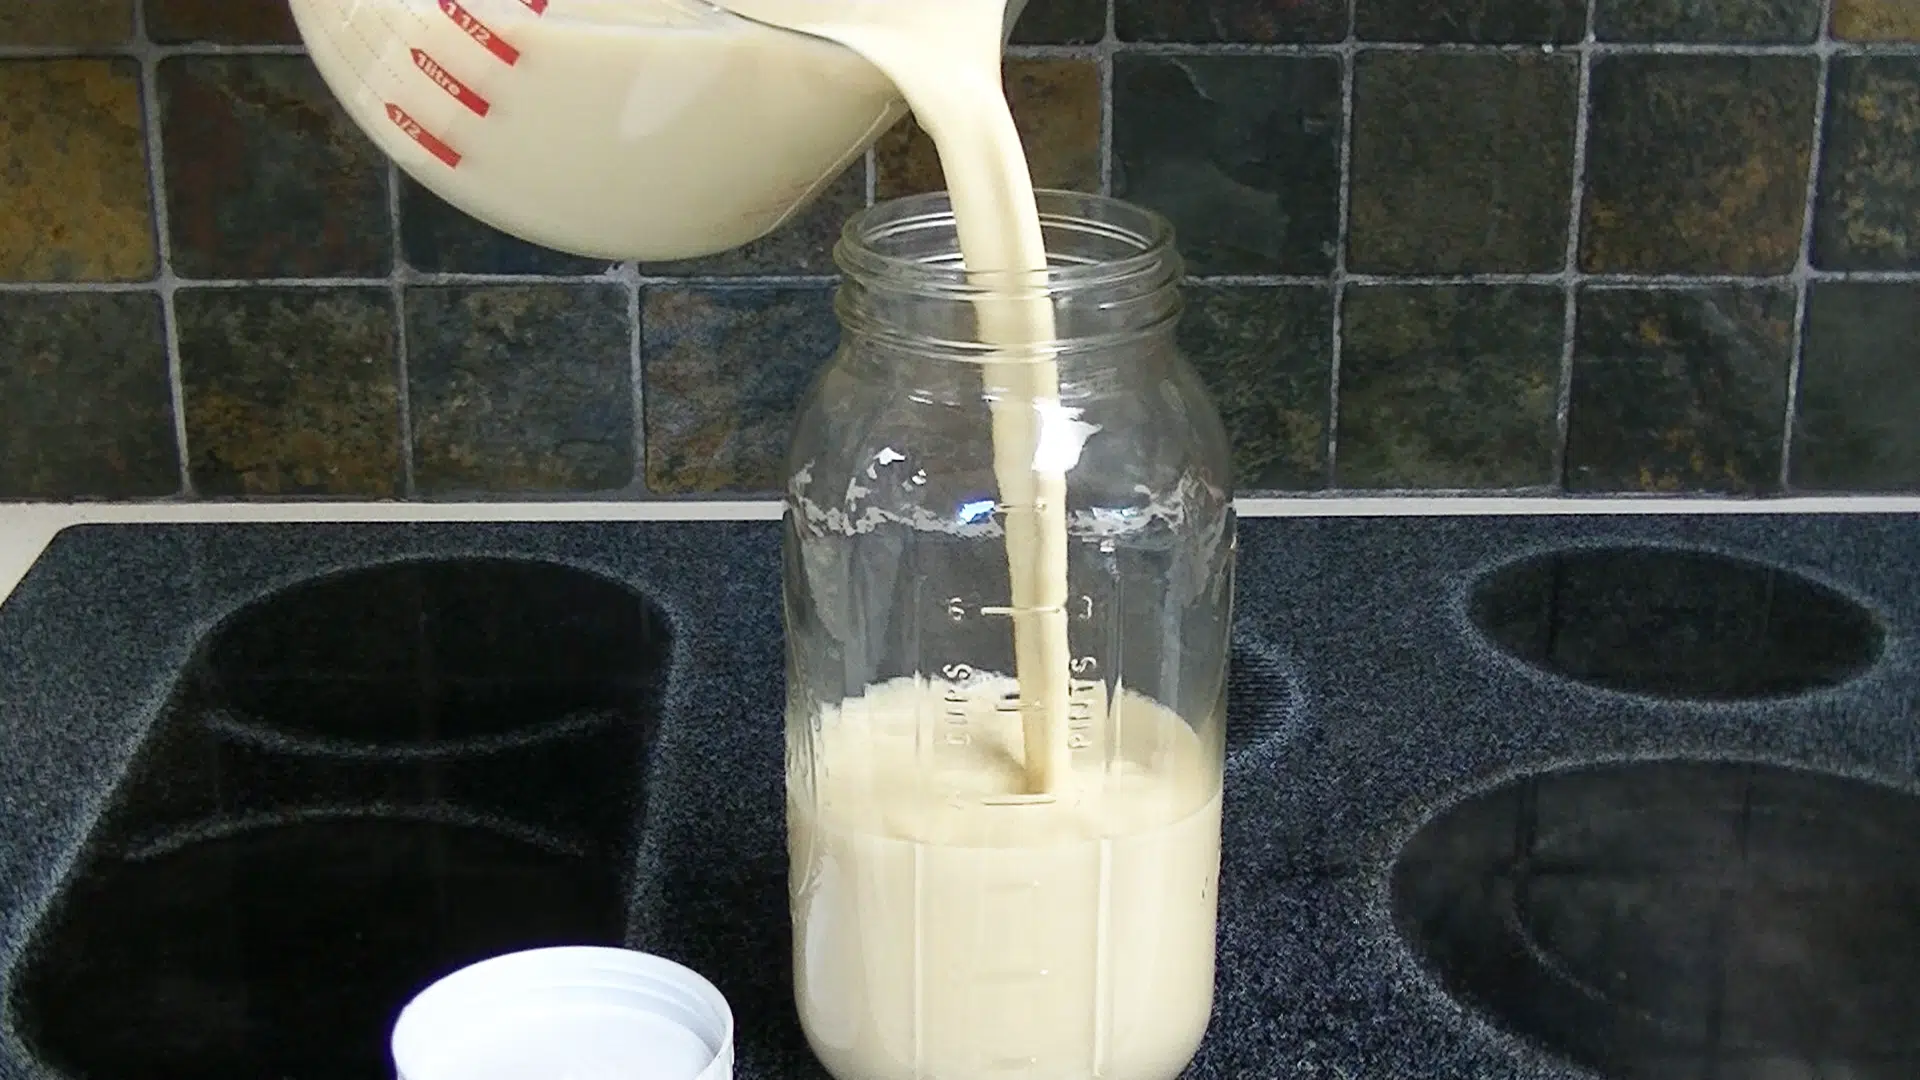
[{"left": 835, "top": 191, "right": 1179, "bottom": 296}]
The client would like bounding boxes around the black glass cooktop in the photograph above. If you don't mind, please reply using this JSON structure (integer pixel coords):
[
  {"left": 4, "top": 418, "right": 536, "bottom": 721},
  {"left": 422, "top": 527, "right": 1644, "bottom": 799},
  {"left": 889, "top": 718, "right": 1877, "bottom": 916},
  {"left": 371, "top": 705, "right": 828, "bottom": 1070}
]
[
  {"left": 11, "top": 558, "right": 669, "bottom": 1078},
  {"left": 2, "top": 518, "right": 1916, "bottom": 1080},
  {"left": 1395, "top": 761, "right": 1920, "bottom": 1080},
  {"left": 1395, "top": 544, "right": 1915, "bottom": 1080}
]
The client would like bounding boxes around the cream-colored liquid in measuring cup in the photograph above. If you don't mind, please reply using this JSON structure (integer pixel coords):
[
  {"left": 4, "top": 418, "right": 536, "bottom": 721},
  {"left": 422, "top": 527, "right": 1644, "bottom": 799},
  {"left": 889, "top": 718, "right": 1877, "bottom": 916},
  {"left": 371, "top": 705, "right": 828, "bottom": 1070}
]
[
  {"left": 292, "top": 0, "right": 904, "bottom": 259},
  {"left": 790, "top": 678, "right": 1221, "bottom": 1080}
]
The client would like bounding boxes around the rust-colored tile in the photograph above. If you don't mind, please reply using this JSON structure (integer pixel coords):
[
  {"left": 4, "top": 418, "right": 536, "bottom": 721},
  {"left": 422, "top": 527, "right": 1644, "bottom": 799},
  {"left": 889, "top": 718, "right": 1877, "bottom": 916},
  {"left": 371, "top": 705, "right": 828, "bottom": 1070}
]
[
  {"left": 0, "top": 293, "right": 177, "bottom": 499},
  {"left": 1833, "top": 0, "right": 1920, "bottom": 40},
  {"left": 0, "top": 60, "right": 155, "bottom": 282},
  {"left": 1598, "top": 0, "right": 1821, "bottom": 43},
  {"left": 1358, "top": 0, "right": 1585, "bottom": 42},
  {"left": 408, "top": 285, "right": 634, "bottom": 495},
  {"left": 1792, "top": 283, "right": 1920, "bottom": 491},
  {"left": 177, "top": 288, "right": 404, "bottom": 497},
  {"left": 159, "top": 55, "right": 391, "bottom": 278},
  {"left": 876, "top": 58, "right": 1100, "bottom": 200},
  {"left": 1337, "top": 286, "right": 1562, "bottom": 489},
  {"left": 1118, "top": 0, "right": 1348, "bottom": 42},
  {"left": 1349, "top": 52, "right": 1578, "bottom": 273},
  {"left": 1567, "top": 287, "right": 1793, "bottom": 494},
  {"left": 1814, "top": 57, "right": 1920, "bottom": 271},
  {"left": 0, "top": 0, "right": 135, "bottom": 45},
  {"left": 145, "top": 0, "right": 300, "bottom": 44},
  {"left": 1180, "top": 285, "right": 1334, "bottom": 491},
  {"left": 643, "top": 287, "right": 836, "bottom": 495},
  {"left": 1114, "top": 55, "right": 1343, "bottom": 275},
  {"left": 1580, "top": 56, "right": 1818, "bottom": 274},
  {"left": 1011, "top": 0, "right": 1105, "bottom": 43}
]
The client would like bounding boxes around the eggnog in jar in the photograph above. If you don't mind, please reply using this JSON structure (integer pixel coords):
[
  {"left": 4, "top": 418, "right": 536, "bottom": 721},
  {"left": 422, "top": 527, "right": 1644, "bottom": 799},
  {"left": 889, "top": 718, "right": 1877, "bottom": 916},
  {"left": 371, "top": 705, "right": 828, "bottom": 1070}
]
[{"left": 789, "top": 677, "right": 1221, "bottom": 1080}]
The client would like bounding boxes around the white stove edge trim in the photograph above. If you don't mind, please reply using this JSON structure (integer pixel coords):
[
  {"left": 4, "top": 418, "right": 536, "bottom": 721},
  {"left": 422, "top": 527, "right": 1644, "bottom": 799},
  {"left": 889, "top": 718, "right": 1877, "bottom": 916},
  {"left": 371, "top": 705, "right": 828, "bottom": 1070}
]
[
  {"left": 4, "top": 495, "right": 1920, "bottom": 525},
  {"left": 4, "top": 497, "right": 1916, "bottom": 609}
]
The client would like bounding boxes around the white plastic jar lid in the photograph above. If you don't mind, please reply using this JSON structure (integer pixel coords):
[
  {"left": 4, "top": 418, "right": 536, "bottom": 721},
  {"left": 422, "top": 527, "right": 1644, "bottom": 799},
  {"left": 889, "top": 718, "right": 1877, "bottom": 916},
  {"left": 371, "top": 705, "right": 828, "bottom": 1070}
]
[{"left": 391, "top": 946, "right": 735, "bottom": 1080}]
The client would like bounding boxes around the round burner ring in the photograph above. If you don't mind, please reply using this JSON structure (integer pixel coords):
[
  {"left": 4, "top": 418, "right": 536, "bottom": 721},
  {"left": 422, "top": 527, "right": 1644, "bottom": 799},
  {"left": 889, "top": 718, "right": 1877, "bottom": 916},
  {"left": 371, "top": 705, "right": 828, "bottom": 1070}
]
[
  {"left": 1469, "top": 547, "right": 1884, "bottom": 701},
  {"left": 1391, "top": 761, "right": 1920, "bottom": 1079}
]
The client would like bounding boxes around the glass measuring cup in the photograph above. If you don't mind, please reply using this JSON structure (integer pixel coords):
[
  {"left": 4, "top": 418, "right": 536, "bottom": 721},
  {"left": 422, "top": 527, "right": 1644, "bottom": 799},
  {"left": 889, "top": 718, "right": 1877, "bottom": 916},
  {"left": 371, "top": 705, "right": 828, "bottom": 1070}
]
[
  {"left": 783, "top": 192, "right": 1235, "bottom": 1080},
  {"left": 288, "top": 0, "right": 1025, "bottom": 262}
]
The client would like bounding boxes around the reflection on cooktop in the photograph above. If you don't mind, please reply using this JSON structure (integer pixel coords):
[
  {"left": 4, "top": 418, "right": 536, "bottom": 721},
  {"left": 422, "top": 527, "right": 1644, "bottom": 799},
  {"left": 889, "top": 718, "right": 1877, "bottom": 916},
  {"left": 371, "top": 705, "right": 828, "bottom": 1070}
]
[
  {"left": 1471, "top": 548, "right": 1884, "bottom": 700},
  {"left": 8, "top": 558, "right": 669, "bottom": 1079},
  {"left": 1392, "top": 762, "right": 1920, "bottom": 1080},
  {"left": 196, "top": 558, "right": 668, "bottom": 751},
  {"left": 12, "top": 817, "right": 623, "bottom": 1078}
]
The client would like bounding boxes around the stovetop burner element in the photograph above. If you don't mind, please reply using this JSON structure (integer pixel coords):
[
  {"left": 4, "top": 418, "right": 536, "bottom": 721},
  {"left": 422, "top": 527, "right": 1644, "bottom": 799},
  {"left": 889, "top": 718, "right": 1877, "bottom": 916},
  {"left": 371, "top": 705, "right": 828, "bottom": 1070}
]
[
  {"left": 1393, "top": 761, "right": 1920, "bottom": 1080},
  {"left": 8, "top": 557, "right": 670, "bottom": 1079}
]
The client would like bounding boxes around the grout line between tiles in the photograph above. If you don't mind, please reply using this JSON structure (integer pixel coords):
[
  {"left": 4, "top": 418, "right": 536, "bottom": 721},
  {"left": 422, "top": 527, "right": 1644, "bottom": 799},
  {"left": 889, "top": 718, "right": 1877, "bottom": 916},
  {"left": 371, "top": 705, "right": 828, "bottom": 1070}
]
[
  {"left": 1103, "top": 39, "right": 1917, "bottom": 57},
  {"left": 0, "top": 43, "right": 310, "bottom": 59},
  {"left": 0, "top": 273, "right": 845, "bottom": 291},
  {"left": 1323, "top": 0, "right": 1359, "bottom": 490},
  {"left": 131, "top": 6, "right": 193, "bottom": 499},
  {"left": 9, "top": 269, "right": 1916, "bottom": 296},
  {"left": 1553, "top": 0, "right": 1599, "bottom": 490},
  {"left": 0, "top": 281, "right": 164, "bottom": 294},
  {"left": 1779, "top": 0, "right": 1837, "bottom": 494},
  {"left": 625, "top": 262, "right": 647, "bottom": 496},
  {"left": 863, "top": 146, "right": 878, "bottom": 208},
  {"left": 13, "top": 38, "right": 1917, "bottom": 62},
  {"left": 389, "top": 161, "right": 417, "bottom": 498},
  {"left": 1008, "top": 43, "right": 1102, "bottom": 58}
]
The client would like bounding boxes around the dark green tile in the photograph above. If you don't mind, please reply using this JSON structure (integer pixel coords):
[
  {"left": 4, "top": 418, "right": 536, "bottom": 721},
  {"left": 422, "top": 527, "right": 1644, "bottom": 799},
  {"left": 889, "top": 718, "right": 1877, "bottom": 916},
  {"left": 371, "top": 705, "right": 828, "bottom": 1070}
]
[
  {"left": 400, "top": 177, "right": 613, "bottom": 277},
  {"left": 878, "top": 59, "right": 1100, "bottom": 201},
  {"left": 178, "top": 288, "right": 403, "bottom": 496},
  {"left": 1338, "top": 286, "right": 1561, "bottom": 490},
  {"left": 1813, "top": 57, "right": 1920, "bottom": 272},
  {"left": 1011, "top": 0, "right": 1105, "bottom": 44},
  {"left": 1596, "top": 0, "right": 1820, "bottom": 42},
  {"left": 1114, "top": 56, "right": 1342, "bottom": 275},
  {"left": 0, "top": 293, "right": 177, "bottom": 499},
  {"left": 0, "top": 0, "right": 134, "bottom": 45},
  {"left": 1567, "top": 288, "right": 1793, "bottom": 494},
  {"left": 145, "top": 0, "right": 299, "bottom": 43},
  {"left": 1791, "top": 283, "right": 1920, "bottom": 492},
  {"left": 1117, "top": 0, "right": 1347, "bottom": 42},
  {"left": 1356, "top": 0, "right": 1584, "bottom": 42},
  {"left": 407, "top": 285, "right": 633, "bottom": 495},
  {"left": 159, "top": 56, "right": 390, "bottom": 279},
  {"left": 1833, "top": 0, "right": 1920, "bottom": 40},
  {"left": 1179, "top": 285, "right": 1332, "bottom": 491},
  {"left": 644, "top": 168, "right": 862, "bottom": 276},
  {"left": 0, "top": 59, "right": 155, "bottom": 282},
  {"left": 1350, "top": 53, "right": 1577, "bottom": 274},
  {"left": 643, "top": 288, "right": 836, "bottom": 495},
  {"left": 1581, "top": 56, "right": 1818, "bottom": 275}
]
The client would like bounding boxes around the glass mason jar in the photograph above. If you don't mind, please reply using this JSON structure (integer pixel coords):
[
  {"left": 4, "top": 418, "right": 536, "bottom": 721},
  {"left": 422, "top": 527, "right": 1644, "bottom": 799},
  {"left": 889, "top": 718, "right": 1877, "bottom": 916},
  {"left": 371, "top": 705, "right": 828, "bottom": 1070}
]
[{"left": 783, "top": 191, "right": 1235, "bottom": 1080}]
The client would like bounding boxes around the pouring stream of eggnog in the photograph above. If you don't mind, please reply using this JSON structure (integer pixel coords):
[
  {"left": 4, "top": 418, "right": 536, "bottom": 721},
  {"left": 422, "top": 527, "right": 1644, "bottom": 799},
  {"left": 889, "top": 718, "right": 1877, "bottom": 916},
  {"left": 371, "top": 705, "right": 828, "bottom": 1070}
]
[
  {"left": 711, "top": 0, "right": 1074, "bottom": 793},
  {"left": 701, "top": 10, "right": 1219, "bottom": 1079}
]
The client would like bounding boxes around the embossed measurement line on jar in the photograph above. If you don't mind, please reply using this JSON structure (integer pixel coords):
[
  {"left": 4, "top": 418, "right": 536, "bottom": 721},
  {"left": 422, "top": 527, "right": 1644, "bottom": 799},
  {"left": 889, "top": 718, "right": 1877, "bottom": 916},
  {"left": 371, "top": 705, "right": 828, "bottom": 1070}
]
[
  {"left": 940, "top": 597, "right": 1109, "bottom": 754},
  {"left": 994, "top": 679, "right": 1101, "bottom": 750},
  {"left": 924, "top": 661, "right": 1101, "bottom": 755}
]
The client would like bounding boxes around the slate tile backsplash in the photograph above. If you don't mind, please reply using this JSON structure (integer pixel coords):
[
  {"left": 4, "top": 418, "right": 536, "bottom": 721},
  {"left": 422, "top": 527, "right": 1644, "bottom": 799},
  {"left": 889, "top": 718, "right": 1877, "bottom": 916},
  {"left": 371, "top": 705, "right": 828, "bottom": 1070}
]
[{"left": 1, "top": 0, "right": 1916, "bottom": 500}]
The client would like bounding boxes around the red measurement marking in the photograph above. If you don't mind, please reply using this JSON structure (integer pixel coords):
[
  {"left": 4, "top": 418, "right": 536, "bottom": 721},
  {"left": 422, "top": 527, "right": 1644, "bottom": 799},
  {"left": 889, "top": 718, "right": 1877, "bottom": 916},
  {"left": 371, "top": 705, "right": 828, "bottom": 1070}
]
[
  {"left": 386, "top": 102, "right": 461, "bottom": 168},
  {"left": 411, "top": 48, "right": 491, "bottom": 116},
  {"left": 517, "top": 0, "right": 549, "bottom": 12},
  {"left": 437, "top": 0, "right": 519, "bottom": 65}
]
